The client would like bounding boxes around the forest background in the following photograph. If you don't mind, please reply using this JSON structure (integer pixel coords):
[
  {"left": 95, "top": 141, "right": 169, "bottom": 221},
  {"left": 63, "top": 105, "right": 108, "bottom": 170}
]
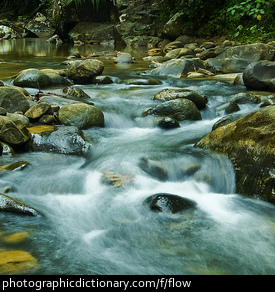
[{"left": 0, "top": 0, "right": 274, "bottom": 43}]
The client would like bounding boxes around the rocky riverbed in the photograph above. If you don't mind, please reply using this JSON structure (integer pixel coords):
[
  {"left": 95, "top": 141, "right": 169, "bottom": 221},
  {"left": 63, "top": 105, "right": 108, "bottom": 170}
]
[{"left": 0, "top": 36, "right": 275, "bottom": 274}]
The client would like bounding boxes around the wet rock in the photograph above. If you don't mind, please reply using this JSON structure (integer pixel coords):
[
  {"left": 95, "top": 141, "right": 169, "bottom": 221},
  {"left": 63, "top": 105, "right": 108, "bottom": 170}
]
[
  {"left": 24, "top": 102, "right": 52, "bottom": 121},
  {"left": 229, "top": 92, "right": 261, "bottom": 105},
  {"left": 93, "top": 76, "right": 113, "bottom": 85},
  {"left": 155, "top": 117, "right": 180, "bottom": 129},
  {"left": 0, "top": 115, "right": 31, "bottom": 146},
  {"left": 211, "top": 113, "right": 247, "bottom": 131},
  {"left": 4, "top": 232, "right": 30, "bottom": 244},
  {"left": 67, "top": 59, "right": 104, "bottom": 84},
  {"left": 243, "top": 61, "right": 275, "bottom": 92},
  {"left": 221, "top": 58, "right": 251, "bottom": 74},
  {"left": 0, "top": 86, "right": 30, "bottom": 113},
  {"left": 0, "top": 250, "right": 38, "bottom": 275},
  {"left": 195, "top": 106, "right": 275, "bottom": 203},
  {"left": 144, "top": 193, "right": 196, "bottom": 213},
  {"left": 0, "top": 161, "right": 30, "bottom": 172},
  {"left": 0, "top": 193, "right": 39, "bottom": 216},
  {"left": 164, "top": 48, "right": 194, "bottom": 60},
  {"left": 215, "top": 101, "right": 240, "bottom": 115},
  {"left": 143, "top": 99, "right": 202, "bottom": 122},
  {"left": 13, "top": 68, "right": 71, "bottom": 89},
  {"left": 0, "top": 142, "right": 15, "bottom": 156},
  {"left": 6, "top": 113, "right": 29, "bottom": 128},
  {"left": 28, "top": 125, "right": 91, "bottom": 156},
  {"left": 58, "top": 103, "right": 104, "bottom": 129}
]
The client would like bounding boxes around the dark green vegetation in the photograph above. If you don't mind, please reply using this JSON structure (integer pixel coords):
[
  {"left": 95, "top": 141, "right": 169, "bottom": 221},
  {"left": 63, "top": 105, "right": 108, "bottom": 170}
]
[{"left": 1, "top": 0, "right": 274, "bottom": 42}]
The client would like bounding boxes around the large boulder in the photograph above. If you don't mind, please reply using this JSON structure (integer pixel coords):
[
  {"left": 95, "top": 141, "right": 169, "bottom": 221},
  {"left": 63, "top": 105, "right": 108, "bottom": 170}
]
[
  {"left": 150, "top": 58, "right": 215, "bottom": 77},
  {"left": 162, "top": 12, "right": 185, "bottom": 39},
  {"left": 28, "top": 126, "right": 91, "bottom": 156},
  {"left": 58, "top": 103, "right": 104, "bottom": 129},
  {"left": 195, "top": 106, "right": 275, "bottom": 204},
  {"left": 143, "top": 99, "right": 202, "bottom": 122},
  {"left": 208, "top": 43, "right": 275, "bottom": 72},
  {"left": 13, "top": 69, "right": 71, "bottom": 89},
  {"left": 67, "top": 59, "right": 104, "bottom": 84},
  {"left": 243, "top": 61, "right": 275, "bottom": 92},
  {"left": 0, "top": 86, "right": 30, "bottom": 113}
]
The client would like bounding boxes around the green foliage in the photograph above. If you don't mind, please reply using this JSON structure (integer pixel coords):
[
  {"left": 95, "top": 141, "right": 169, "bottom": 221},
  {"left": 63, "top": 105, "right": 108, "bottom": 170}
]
[{"left": 226, "top": 0, "right": 275, "bottom": 41}]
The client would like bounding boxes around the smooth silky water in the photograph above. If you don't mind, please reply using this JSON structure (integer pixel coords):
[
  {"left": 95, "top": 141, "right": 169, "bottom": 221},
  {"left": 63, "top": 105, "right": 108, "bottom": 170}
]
[{"left": 1, "top": 38, "right": 275, "bottom": 275}]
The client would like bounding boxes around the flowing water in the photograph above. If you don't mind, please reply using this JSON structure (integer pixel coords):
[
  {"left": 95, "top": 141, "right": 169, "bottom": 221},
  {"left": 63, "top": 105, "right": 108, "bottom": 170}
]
[{"left": 1, "top": 38, "right": 275, "bottom": 275}]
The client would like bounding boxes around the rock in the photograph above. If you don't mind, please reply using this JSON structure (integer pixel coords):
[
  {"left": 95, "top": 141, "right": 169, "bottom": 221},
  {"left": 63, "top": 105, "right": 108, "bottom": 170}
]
[
  {"left": 215, "top": 101, "right": 240, "bottom": 114},
  {"left": 144, "top": 193, "right": 196, "bottom": 213},
  {"left": 154, "top": 89, "right": 207, "bottom": 110},
  {"left": 28, "top": 126, "right": 91, "bottom": 156},
  {"left": 24, "top": 102, "right": 52, "bottom": 121},
  {"left": 113, "top": 52, "right": 134, "bottom": 64},
  {"left": 124, "top": 78, "right": 160, "bottom": 85},
  {"left": 229, "top": 92, "right": 261, "bottom": 104},
  {"left": 58, "top": 103, "right": 104, "bottom": 129},
  {"left": 60, "top": 86, "right": 90, "bottom": 99},
  {"left": 0, "top": 193, "right": 39, "bottom": 216},
  {"left": 150, "top": 58, "right": 215, "bottom": 77},
  {"left": 6, "top": 113, "right": 29, "bottom": 128},
  {"left": 195, "top": 106, "right": 275, "bottom": 203},
  {"left": 25, "top": 13, "right": 55, "bottom": 38},
  {"left": 221, "top": 58, "right": 251, "bottom": 74},
  {"left": 67, "top": 59, "right": 104, "bottom": 84},
  {"left": 155, "top": 117, "right": 180, "bottom": 129},
  {"left": 13, "top": 68, "right": 71, "bottom": 89},
  {"left": 162, "top": 12, "right": 185, "bottom": 39},
  {"left": 164, "top": 48, "right": 194, "bottom": 60},
  {"left": 93, "top": 76, "right": 113, "bottom": 85},
  {"left": 243, "top": 61, "right": 275, "bottom": 92},
  {"left": 0, "top": 86, "right": 30, "bottom": 113},
  {"left": 0, "top": 250, "right": 38, "bottom": 275},
  {"left": 143, "top": 99, "right": 202, "bottom": 121},
  {"left": 0, "top": 161, "right": 30, "bottom": 172},
  {"left": 0, "top": 115, "right": 31, "bottom": 146},
  {"left": 211, "top": 113, "right": 247, "bottom": 131},
  {"left": 209, "top": 43, "right": 275, "bottom": 72},
  {"left": 199, "top": 49, "right": 217, "bottom": 60}
]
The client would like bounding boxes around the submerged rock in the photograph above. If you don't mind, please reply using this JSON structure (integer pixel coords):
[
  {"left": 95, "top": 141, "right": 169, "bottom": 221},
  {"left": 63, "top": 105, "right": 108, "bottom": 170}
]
[
  {"left": 0, "top": 250, "right": 38, "bottom": 275},
  {"left": 144, "top": 193, "right": 196, "bottom": 213},
  {"left": 195, "top": 106, "right": 275, "bottom": 203}
]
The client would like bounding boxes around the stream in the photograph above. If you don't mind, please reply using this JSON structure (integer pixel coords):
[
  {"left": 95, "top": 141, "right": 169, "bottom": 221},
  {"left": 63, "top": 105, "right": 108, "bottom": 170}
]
[{"left": 1, "top": 38, "right": 275, "bottom": 275}]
